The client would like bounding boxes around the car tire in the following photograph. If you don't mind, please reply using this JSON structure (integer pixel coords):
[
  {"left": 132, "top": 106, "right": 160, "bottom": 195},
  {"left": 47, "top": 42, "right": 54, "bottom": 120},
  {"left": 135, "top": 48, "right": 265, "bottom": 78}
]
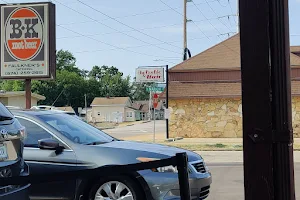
[{"left": 88, "top": 176, "right": 144, "bottom": 200}]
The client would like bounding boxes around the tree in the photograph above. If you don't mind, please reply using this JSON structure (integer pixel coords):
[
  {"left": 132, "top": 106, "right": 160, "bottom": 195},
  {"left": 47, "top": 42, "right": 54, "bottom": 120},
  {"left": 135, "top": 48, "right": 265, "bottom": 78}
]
[
  {"left": 131, "top": 78, "right": 156, "bottom": 101},
  {"left": 88, "top": 65, "right": 122, "bottom": 80},
  {"left": 32, "top": 70, "right": 86, "bottom": 109},
  {"left": 56, "top": 50, "right": 81, "bottom": 76},
  {"left": 0, "top": 80, "right": 24, "bottom": 91},
  {"left": 31, "top": 50, "right": 132, "bottom": 110}
]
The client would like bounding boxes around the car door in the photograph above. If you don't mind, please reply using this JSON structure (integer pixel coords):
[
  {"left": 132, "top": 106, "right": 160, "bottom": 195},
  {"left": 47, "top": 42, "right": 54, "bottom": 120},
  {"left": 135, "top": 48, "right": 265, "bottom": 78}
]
[{"left": 16, "top": 116, "right": 78, "bottom": 200}]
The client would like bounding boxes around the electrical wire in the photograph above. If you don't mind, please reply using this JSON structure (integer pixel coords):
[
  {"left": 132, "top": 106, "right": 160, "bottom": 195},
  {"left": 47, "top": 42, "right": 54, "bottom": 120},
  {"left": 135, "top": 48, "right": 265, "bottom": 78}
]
[
  {"left": 58, "top": 25, "right": 178, "bottom": 59},
  {"left": 52, "top": 0, "right": 181, "bottom": 55},
  {"left": 54, "top": 0, "right": 181, "bottom": 55},
  {"left": 57, "top": 17, "right": 223, "bottom": 40},
  {"left": 159, "top": 0, "right": 239, "bottom": 54},
  {"left": 72, "top": 34, "right": 230, "bottom": 54},
  {"left": 216, "top": 0, "right": 228, "bottom": 7},
  {"left": 199, "top": 0, "right": 234, "bottom": 32},
  {"left": 73, "top": 0, "right": 182, "bottom": 50},
  {"left": 228, "top": 0, "right": 238, "bottom": 25},
  {"left": 57, "top": 0, "right": 219, "bottom": 26}
]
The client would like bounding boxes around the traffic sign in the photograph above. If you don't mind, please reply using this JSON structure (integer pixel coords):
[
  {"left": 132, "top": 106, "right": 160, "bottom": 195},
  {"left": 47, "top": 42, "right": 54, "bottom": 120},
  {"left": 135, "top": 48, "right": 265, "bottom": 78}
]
[
  {"left": 146, "top": 87, "right": 164, "bottom": 92},
  {"left": 153, "top": 93, "right": 158, "bottom": 109}
]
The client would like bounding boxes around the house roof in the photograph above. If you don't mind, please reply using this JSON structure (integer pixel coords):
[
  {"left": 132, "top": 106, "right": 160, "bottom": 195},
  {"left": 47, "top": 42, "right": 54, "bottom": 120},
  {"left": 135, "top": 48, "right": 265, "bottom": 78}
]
[
  {"left": 291, "top": 46, "right": 300, "bottom": 53},
  {"left": 170, "top": 33, "right": 300, "bottom": 72},
  {"left": 160, "top": 81, "right": 300, "bottom": 99},
  {"left": 0, "top": 91, "right": 45, "bottom": 100},
  {"left": 91, "top": 97, "right": 131, "bottom": 106}
]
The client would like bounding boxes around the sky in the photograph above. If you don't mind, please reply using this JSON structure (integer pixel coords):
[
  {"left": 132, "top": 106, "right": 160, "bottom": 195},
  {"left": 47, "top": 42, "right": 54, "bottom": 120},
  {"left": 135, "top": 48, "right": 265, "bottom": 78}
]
[{"left": 2, "top": 0, "right": 300, "bottom": 79}]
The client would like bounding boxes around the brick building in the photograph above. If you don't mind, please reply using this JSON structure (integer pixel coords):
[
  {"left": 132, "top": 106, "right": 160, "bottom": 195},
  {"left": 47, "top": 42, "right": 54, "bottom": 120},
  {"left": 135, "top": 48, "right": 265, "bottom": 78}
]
[{"left": 161, "top": 33, "right": 300, "bottom": 138}]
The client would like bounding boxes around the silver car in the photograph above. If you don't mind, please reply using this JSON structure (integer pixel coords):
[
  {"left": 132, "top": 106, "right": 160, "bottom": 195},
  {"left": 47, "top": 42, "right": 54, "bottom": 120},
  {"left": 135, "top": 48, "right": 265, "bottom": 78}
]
[
  {"left": 0, "top": 103, "right": 30, "bottom": 199},
  {"left": 12, "top": 109, "right": 212, "bottom": 200}
]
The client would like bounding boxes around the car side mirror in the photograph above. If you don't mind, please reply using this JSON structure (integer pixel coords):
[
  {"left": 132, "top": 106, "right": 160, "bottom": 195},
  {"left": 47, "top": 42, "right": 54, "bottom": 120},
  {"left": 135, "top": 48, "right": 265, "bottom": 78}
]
[{"left": 38, "top": 138, "right": 64, "bottom": 154}]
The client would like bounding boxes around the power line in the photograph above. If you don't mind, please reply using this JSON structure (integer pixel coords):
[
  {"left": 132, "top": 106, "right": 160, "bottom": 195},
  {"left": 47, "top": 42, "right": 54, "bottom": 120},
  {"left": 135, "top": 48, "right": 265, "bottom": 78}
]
[
  {"left": 52, "top": 0, "right": 181, "bottom": 55},
  {"left": 159, "top": 0, "right": 239, "bottom": 54},
  {"left": 190, "top": 1, "right": 239, "bottom": 53},
  {"left": 216, "top": 0, "right": 228, "bottom": 7},
  {"left": 199, "top": 0, "right": 234, "bottom": 32},
  {"left": 58, "top": 25, "right": 179, "bottom": 59},
  {"left": 74, "top": 0, "right": 182, "bottom": 50},
  {"left": 71, "top": 33, "right": 233, "bottom": 54},
  {"left": 57, "top": 1, "right": 221, "bottom": 26},
  {"left": 73, "top": 33, "right": 230, "bottom": 54},
  {"left": 57, "top": 17, "right": 225, "bottom": 40},
  {"left": 228, "top": 0, "right": 238, "bottom": 25}
]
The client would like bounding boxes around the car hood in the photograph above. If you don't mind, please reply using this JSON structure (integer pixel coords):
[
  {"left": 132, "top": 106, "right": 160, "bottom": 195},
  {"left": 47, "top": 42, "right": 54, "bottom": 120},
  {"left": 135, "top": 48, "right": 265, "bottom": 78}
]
[{"left": 98, "top": 141, "right": 201, "bottom": 162}]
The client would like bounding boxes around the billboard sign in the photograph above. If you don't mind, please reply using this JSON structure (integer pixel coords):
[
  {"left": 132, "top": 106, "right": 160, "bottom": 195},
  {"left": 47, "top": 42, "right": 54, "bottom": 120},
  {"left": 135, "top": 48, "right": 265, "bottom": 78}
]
[
  {"left": 135, "top": 67, "right": 164, "bottom": 83},
  {"left": 0, "top": 2, "right": 56, "bottom": 79}
]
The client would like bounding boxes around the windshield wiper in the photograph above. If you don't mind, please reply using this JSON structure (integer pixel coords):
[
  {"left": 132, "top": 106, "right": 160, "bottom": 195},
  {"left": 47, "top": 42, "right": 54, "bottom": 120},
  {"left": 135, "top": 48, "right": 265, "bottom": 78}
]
[{"left": 85, "top": 141, "right": 108, "bottom": 145}]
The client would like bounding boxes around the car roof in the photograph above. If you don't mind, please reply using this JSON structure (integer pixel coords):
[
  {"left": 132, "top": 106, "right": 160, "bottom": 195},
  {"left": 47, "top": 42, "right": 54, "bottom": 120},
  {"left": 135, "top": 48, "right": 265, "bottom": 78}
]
[{"left": 11, "top": 109, "right": 64, "bottom": 117}]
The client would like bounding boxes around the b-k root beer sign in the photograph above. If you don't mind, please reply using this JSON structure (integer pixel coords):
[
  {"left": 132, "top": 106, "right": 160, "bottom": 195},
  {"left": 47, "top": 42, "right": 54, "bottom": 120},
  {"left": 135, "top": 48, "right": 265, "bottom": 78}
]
[{"left": 0, "top": 2, "right": 56, "bottom": 79}]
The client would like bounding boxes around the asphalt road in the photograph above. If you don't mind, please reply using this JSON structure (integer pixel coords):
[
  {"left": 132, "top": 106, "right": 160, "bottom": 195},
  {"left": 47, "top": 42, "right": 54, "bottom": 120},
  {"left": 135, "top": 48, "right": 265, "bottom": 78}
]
[
  {"left": 206, "top": 163, "right": 300, "bottom": 200},
  {"left": 104, "top": 120, "right": 166, "bottom": 138}
]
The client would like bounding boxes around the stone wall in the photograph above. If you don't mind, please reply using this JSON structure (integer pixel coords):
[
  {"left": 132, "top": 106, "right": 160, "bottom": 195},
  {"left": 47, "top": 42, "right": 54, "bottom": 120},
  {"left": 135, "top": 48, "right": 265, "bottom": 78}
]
[{"left": 169, "top": 97, "right": 300, "bottom": 138}]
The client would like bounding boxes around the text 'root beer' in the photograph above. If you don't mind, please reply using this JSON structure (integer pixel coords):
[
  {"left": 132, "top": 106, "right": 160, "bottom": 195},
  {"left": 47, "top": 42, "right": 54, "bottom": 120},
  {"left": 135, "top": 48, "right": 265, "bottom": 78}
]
[{"left": 5, "top": 7, "right": 43, "bottom": 61}]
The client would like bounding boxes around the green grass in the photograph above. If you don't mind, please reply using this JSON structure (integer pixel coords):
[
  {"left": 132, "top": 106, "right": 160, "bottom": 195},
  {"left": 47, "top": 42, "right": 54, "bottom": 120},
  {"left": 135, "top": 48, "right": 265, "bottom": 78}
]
[{"left": 156, "top": 142, "right": 300, "bottom": 151}]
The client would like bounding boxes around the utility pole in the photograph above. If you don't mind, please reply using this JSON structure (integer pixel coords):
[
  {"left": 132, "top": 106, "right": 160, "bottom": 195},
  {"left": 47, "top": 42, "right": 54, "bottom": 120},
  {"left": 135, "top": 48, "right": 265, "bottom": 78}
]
[
  {"left": 84, "top": 94, "right": 87, "bottom": 122},
  {"left": 183, "top": 0, "right": 192, "bottom": 61},
  {"left": 183, "top": 0, "right": 187, "bottom": 54},
  {"left": 239, "top": 0, "right": 295, "bottom": 200}
]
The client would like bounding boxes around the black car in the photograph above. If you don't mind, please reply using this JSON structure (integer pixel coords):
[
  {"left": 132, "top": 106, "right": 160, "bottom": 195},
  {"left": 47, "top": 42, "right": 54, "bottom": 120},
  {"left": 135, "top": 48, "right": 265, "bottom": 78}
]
[
  {"left": 0, "top": 103, "right": 30, "bottom": 199},
  {"left": 11, "top": 109, "right": 211, "bottom": 200}
]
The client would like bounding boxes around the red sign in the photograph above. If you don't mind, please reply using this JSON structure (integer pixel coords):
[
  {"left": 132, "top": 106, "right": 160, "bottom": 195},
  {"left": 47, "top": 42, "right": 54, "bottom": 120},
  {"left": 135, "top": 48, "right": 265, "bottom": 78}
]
[{"left": 153, "top": 93, "right": 158, "bottom": 109}]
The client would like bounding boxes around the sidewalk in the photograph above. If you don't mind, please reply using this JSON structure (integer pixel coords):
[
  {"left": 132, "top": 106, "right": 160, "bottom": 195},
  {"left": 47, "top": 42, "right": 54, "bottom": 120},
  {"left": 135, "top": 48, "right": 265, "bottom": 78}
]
[
  {"left": 120, "top": 133, "right": 300, "bottom": 145},
  {"left": 96, "top": 120, "right": 151, "bottom": 129},
  {"left": 196, "top": 151, "right": 300, "bottom": 163}
]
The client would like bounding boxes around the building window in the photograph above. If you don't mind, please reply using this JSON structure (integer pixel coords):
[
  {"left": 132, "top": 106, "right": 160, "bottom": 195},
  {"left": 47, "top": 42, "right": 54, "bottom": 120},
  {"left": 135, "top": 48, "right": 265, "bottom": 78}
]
[
  {"left": 97, "top": 112, "right": 101, "bottom": 116},
  {"left": 126, "top": 112, "right": 133, "bottom": 118}
]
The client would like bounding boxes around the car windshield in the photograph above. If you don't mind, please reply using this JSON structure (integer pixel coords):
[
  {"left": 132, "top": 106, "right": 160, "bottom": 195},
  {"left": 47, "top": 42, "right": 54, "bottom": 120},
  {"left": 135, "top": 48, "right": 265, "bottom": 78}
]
[{"left": 37, "top": 113, "right": 114, "bottom": 145}]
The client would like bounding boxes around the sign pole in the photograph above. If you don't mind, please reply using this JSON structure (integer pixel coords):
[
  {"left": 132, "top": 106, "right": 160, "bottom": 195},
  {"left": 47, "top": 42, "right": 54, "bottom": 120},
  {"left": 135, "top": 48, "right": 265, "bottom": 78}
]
[
  {"left": 153, "top": 108, "right": 156, "bottom": 143},
  {"left": 166, "top": 65, "right": 169, "bottom": 139},
  {"left": 153, "top": 93, "right": 159, "bottom": 143},
  {"left": 25, "top": 79, "right": 31, "bottom": 109},
  {"left": 148, "top": 90, "right": 152, "bottom": 121}
]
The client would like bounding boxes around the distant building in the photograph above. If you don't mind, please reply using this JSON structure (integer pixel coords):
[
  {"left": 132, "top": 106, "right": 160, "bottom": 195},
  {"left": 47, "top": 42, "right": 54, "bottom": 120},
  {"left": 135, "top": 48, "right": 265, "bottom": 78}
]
[
  {"left": 0, "top": 91, "right": 45, "bottom": 108},
  {"left": 91, "top": 97, "right": 140, "bottom": 123},
  {"left": 132, "top": 100, "right": 165, "bottom": 120}
]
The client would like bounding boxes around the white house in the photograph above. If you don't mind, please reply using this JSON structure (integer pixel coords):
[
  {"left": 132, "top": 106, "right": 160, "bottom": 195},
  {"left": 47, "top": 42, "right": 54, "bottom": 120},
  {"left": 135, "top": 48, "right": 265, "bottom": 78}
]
[
  {"left": 90, "top": 97, "right": 140, "bottom": 123},
  {"left": 0, "top": 91, "right": 45, "bottom": 108}
]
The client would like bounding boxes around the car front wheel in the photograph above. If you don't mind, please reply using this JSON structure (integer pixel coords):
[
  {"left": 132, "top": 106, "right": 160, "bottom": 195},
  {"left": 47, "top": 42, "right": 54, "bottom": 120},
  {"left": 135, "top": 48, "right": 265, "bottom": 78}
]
[{"left": 88, "top": 176, "right": 144, "bottom": 200}]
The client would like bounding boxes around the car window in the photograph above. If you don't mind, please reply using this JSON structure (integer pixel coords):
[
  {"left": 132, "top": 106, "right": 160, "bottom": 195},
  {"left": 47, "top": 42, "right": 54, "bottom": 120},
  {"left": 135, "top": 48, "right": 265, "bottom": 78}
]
[
  {"left": 37, "top": 113, "right": 114, "bottom": 145},
  {"left": 16, "top": 117, "right": 56, "bottom": 148}
]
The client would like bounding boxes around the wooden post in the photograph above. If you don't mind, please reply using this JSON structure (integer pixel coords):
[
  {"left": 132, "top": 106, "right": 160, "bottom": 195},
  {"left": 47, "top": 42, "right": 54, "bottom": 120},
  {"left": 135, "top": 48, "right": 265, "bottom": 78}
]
[
  {"left": 25, "top": 79, "right": 31, "bottom": 109},
  {"left": 239, "top": 0, "right": 295, "bottom": 199}
]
